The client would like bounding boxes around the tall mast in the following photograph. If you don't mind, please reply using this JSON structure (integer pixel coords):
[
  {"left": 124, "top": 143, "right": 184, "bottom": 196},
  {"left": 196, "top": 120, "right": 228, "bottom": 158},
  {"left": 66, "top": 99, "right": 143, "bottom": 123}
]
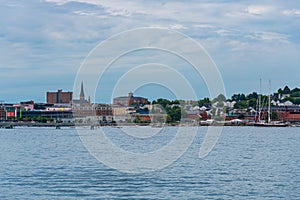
[
  {"left": 268, "top": 80, "right": 271, "bottom": 123},
  {"left": 258, "top": 78, "right": 262, "bottom": 122}
]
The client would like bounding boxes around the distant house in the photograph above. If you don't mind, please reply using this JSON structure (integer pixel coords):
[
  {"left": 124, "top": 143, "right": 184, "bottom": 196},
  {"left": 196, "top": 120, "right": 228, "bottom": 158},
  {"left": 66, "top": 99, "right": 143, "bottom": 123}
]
[
  {"left": 200, "top": 106, "right": 208, "bottom": 111},
  {"left": 226, "top": 101, "right": 236, "bottom": 108},
  {"left": 192, "top": 106, "right": 200, "bottom": 110},
  {"left": 279, "top": 93, "right": 290, "bottom": 100},
  {"left": 271, "top": 100, "right": 280, "bottom": 106},
  {"left": 284, "top": 100, "right": 293, "bottom": 106}
]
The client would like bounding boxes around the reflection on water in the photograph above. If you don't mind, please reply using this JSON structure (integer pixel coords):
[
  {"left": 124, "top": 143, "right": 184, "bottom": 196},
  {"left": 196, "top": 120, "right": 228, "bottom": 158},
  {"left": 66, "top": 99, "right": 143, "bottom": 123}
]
[{"left": 0, "top": 127, "right": 299, "bottom": 199}]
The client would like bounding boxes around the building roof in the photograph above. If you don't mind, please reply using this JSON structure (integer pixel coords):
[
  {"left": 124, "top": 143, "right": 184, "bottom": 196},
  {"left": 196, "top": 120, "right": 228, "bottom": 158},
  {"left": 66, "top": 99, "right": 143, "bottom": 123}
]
[{"left": 72, "top": 99, "right": 89, "bottom": 104}]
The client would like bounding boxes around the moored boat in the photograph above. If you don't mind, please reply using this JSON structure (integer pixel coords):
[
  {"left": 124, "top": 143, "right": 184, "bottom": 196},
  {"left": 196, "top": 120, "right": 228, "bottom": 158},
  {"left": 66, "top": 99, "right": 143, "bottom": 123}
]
[{"left": 254, "top": 80, "right": 290, "bottom": 127}]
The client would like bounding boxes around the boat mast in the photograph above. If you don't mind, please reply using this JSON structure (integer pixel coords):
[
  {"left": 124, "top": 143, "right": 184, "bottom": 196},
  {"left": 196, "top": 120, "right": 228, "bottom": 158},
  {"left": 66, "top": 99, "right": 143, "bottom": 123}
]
[
  {"left": 268, "top": 80, "right": 271, "bottom": 123},
  {"left": 258, "top": 79, "right": 262, "bottom": 122}
]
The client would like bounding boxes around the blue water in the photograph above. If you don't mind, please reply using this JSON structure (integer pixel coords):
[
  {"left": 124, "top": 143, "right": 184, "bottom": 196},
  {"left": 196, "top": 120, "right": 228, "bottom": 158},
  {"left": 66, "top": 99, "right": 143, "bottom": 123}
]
[{"left": 0, "top": 127, "right": 299, "bottom": 199}]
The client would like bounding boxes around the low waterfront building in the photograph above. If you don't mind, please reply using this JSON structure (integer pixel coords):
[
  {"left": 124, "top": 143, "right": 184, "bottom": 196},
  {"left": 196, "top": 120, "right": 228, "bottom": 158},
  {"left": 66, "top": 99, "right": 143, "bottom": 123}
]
[
  {"left": 112, "top": 105, "right": 152, "bottom": 124},
  {"left": 20, "top": 109, "right": 73, "bottom": 119},
  {"left": 260, "top": 105, "right": 300, "bottom": 123}
]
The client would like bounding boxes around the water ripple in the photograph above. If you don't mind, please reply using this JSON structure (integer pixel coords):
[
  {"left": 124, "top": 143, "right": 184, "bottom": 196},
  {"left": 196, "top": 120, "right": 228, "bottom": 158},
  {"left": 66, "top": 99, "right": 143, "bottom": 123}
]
[{"left": 0, "top": 127, "right": 299, "bottom": 199}]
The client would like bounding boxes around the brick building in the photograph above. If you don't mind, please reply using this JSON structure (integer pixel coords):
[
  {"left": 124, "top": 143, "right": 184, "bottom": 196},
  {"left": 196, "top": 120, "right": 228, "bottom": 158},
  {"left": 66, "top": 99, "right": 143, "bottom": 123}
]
[
  {"left": 47, "top": 90, "right": 73, "bottom": 104},
  {"left": 113, "top": 92, "right": 148, "bottom": 106}
]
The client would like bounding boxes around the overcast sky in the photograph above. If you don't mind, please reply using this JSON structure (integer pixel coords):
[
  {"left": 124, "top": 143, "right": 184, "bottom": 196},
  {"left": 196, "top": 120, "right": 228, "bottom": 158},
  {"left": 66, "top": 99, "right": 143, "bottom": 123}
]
[{"left": 1, "top": 0, "right": 299, "bottom": 103}]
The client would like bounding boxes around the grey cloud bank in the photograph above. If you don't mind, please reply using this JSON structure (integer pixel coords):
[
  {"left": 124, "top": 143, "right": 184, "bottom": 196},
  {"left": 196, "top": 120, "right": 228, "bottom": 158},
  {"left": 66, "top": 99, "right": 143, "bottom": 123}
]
[{"left": 0, "top": 0, "right": 299, "bottom": 102}]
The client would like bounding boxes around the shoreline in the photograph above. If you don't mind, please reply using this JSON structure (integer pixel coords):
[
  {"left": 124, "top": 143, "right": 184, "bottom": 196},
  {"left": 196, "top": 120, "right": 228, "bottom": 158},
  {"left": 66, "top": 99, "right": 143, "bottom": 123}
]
[{"left": 1, "top": 121, "right": 299, "bottom": 129}]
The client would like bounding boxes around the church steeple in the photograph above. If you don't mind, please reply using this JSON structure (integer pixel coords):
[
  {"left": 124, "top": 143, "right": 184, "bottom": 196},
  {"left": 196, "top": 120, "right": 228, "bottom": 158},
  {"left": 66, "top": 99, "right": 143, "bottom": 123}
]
[{"left": 80, "top": 81, "right": 85, "bottom": 100}]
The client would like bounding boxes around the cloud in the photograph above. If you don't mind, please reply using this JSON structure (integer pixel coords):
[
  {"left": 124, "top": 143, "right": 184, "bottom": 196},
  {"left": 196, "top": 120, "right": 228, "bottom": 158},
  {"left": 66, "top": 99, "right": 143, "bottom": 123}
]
[
  {"left": 169, "top": 24, "right": 187, "bottom": 30},
  {"left": 45, "top": 0, "right": 147, "bottom": 17},
  {"left": 282, "top": 9, "right": 300, "bottom": 16},
  {"left": 245, "top": 31, "right": 290, "bottom": 43},
  {"left": 44, "top": 0, "right": 69, "bottom": 5},
  {"left": 149, "top": 24, "right": 187, "bottom": 30},
  {"left": 194, "top": 24, "right": 216, "bottom": 29},
  {"left": 226, "top": 5, "right": 275, "bottom": 20},
  {"left": 246, "top": 5, "right": 271, "bottom": 15},
  {"left": 215, "top": 29, "right": 231, "bottom": 36},
  {"left": 44, "top": 0, "right": 242, "bottom": 24},
  {"left": 1, "top": 0, "right": 300, "bottom": 102},
  {"left": 73, "top": 10, "right": 97, "bottom": 16}
]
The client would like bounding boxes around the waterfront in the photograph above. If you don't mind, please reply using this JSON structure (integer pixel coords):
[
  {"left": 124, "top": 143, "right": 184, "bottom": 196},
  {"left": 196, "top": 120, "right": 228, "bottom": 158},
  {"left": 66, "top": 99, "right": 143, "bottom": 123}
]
[{"left": 0, "top": 127, "right": 299, "bottom": 199}]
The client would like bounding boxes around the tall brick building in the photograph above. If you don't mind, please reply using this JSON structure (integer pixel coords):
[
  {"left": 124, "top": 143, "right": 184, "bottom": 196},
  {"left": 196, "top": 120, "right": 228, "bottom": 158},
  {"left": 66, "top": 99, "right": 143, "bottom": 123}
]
[{"left": 47, "top": 90, "right": 73, "bottom": 104}]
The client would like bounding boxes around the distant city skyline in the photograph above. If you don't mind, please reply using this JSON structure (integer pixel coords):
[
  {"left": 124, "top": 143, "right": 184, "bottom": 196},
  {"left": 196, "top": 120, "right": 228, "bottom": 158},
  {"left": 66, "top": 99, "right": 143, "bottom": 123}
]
[
  {"left": 1, "top": 0, "right": 300, "bottom": 103},
  {"left": 1, "top": 82, "right": 298, "bottom": 104}
]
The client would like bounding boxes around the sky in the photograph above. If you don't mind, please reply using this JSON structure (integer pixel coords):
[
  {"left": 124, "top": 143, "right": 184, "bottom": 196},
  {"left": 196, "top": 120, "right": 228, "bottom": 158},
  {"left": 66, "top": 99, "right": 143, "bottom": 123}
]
[{"left": 0, "top": 0, "right": 299, "bottom": 103}]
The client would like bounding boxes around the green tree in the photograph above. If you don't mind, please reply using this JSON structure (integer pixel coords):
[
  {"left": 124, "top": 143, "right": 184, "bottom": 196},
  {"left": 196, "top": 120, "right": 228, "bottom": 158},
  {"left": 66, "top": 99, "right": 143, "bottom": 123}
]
[
  {"left": 156, "top": 98, "right": 171, "bottom": 108},
  {"left": 283, "top": 86, "right": 291, "bottom": 94},
  {"left": 166, "top": 115, "right": 172, "bottom": 123},
  {"left": 198, "top": 97, "right": 210, "bottom": 107},
  {"left": 294, "top": 99, "right": 300, "bottom": 105},
  {"left": 291, "top": 87, "right": 300, "bottom": 93},
  {"left": 290, "top": 91, "right": 300, "bottom": 97},
  {"left": 167, "top": 106, "right": 181, "bottom": 122},
  {"left": 37, "top": 116, "right": 42, "bottom": 122},
  {"left": 231, "top": 94, "right": 240, "bottom": 102},
  {"left": 133, "top": 116, "right": 141, "bottom": 124},
  {"left": 248, "top": 98, "right": 257, "bottom": 109},
  {"left": 246, "top": 92, "right": 258, "bottom": 100},
  {"left": 233, "top": 101, "right": 248, "bottom": 109},
  {"left": 23, "top": 117, "right": 31, "bottom": 122},
  {"left": 285, "top": 97, "right": 300, "bottom": 105},
  {"left": 215, "top": 94, "right": 226, "bottom": 102},
  {"left": 240, "top": 94, "right": 246, "bottom": 101},
  {"left": 172, "top": 100, "right": 180, "bottom": 105}
]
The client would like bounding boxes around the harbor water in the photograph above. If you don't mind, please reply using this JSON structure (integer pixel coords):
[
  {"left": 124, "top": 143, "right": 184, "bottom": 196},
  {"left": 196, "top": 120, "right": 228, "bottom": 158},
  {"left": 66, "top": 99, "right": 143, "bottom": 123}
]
[{"left": 0, "top": 126, "right": 299, "bottom": 199}]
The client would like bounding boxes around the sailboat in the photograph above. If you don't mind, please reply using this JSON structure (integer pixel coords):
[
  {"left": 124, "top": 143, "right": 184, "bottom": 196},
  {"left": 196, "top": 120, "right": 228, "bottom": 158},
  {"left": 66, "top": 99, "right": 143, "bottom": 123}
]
[{"left": 254, "top": 80, "right": 289, "bottom": 127}]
